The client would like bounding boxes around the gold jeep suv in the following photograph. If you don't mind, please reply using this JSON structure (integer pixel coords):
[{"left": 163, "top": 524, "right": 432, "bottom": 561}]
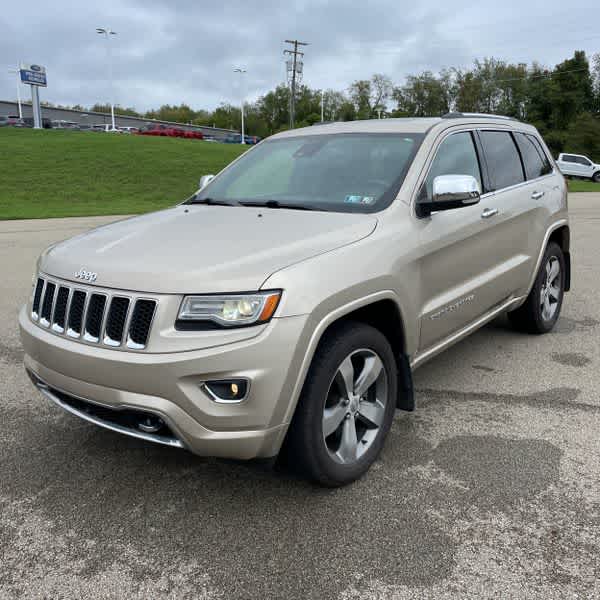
[{"left": 20, "top": 114, "right": 570, "bottom": 486}]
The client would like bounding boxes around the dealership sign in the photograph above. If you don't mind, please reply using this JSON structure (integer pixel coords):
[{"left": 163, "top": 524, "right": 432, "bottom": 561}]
[{"left": 20, "top": 63, "right": 47, "bottom": 87}]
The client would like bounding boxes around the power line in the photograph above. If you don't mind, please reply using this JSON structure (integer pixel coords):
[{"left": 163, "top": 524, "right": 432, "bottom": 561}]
[{"left": 284, "top": 39, "right": 309, "bottom": 128}]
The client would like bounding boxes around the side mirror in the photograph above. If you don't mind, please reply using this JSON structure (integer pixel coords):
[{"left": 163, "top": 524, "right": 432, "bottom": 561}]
[
  {"left": 416, "top": 174, "right": 481, "bottom": 217},
  {"left": 198, "top": 174, "right": 215, "bottom": 190}
]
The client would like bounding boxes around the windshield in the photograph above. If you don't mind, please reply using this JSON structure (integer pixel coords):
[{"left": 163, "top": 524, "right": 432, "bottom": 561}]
[{"left": 194, "top": 132, "right": 424, "bottom": 212}]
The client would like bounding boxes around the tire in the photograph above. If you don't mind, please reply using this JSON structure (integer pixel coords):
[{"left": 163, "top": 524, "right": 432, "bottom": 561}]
[
  {"left": 508, "top": 241, "right": 565, "bottom": 334},
  {"left": 592, "top": 171, "right": 600, "bottom": 183},
  {"left": 285, "top": 321, "right": 397, "bottom": 487}
]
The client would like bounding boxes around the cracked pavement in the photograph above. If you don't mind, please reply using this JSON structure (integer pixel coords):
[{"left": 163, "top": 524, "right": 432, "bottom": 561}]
[{"left": 1, "top": 194, "right": 599, "bottom": 599}]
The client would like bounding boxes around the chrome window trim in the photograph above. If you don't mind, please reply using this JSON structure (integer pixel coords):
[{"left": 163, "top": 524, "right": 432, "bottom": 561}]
[{"left": 410, "top": 125, "right": 558, "bottom": 218}]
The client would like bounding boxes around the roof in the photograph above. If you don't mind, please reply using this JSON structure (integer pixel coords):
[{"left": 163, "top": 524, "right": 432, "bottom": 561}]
[{"left": 271, "top": 116, "right": 538, "bottom": 139}]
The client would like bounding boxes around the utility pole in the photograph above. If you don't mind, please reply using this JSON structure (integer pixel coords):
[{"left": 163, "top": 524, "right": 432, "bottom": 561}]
[{"left": 284, "top": 39, "right": 308, "bottom": 128}]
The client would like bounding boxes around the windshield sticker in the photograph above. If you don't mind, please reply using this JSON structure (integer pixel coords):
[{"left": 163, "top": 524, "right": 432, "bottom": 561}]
[{"left": 344, "top": 195, "right": 375, "bottom": 205}]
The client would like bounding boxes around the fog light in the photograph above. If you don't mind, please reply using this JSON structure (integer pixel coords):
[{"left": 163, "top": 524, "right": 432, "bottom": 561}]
[{"left": 203, "top": 379, "right": 249, "bottom": 403}]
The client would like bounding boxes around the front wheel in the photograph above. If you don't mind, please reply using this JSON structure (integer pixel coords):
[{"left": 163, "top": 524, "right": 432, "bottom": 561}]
[
  {"left": 285, "top": 322, "right": 397, "bottom": 487},
  {"left": 508, "top": 241, "right": 565, "bottom": 334},
  {"left": 592, "top": 171, "right": 600, "bottom": 183}
]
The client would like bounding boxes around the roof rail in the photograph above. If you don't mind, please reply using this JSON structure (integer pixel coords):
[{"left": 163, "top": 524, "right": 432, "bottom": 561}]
[{"left": 442, "top": 112, "right": 518, "bottom": 121}]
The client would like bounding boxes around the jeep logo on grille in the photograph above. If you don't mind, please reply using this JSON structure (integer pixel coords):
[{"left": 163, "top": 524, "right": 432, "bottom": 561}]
[{"left": 74, "top": 269, "right": 98, "bottom": 283}]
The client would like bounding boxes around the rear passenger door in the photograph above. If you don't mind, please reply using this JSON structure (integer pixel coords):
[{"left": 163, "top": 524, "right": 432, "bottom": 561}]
[{"left": 477, "top": 129, "right": 549, "bottom": 305}]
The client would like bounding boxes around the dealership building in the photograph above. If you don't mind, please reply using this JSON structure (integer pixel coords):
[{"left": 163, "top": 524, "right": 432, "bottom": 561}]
[{"left": 0, "top": 100, "right": 237, "bottom": 139}]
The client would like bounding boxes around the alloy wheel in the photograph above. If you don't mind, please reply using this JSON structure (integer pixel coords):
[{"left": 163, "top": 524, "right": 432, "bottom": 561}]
[
  {"left": 540, "top": 256, "right": 561, "bottom": 321},
  {"left": 322, "top": 349, "right": 389, "bottom": 465}
]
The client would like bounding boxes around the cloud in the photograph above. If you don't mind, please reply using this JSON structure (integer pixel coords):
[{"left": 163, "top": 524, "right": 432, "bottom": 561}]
[{"left": 0, "top": 0, "right": 598, "bottom": 112}]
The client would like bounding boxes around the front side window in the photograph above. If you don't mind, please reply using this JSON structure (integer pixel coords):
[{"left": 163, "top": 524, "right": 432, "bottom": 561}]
[
  {"left": 479, "top": 131, "right": 524, "bottom": 190},
  {"left": 515, "top": 133, "right": 546, "bottom": 180},
  {"left": 423, "top": 132, "right": 482, "bottom": 199},
  {"left": 575, "top": 156, "right": 591, "bottom": 166},
  {"left": 193, "top": 133, "right": 424, "bottom": 213}
]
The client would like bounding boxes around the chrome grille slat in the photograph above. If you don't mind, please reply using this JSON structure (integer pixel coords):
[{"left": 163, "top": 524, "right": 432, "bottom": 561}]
[
  {"left": 39, "top": 282, "right": 56, "bottom": 327},
  {"left": 31, "top": 276, "right": 156, "bottom": 350},
  {"left": 51, "top": 286, "right": 70, "bottom": 333},
  {"left": 32, "top": 278, "right": 45, "bottom": 319},
  {"left": 83, "top": 293, "right": 107, "bottom": 343}
]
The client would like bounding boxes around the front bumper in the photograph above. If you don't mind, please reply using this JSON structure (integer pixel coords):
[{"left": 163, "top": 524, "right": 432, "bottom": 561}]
[{"left": 19, "top": 306, "right": 308, "bottom": 459}]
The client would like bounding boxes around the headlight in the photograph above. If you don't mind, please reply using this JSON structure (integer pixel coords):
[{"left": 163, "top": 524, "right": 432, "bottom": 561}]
[{"left": 178, "top": 291, "right": 281, "bottom": 327}]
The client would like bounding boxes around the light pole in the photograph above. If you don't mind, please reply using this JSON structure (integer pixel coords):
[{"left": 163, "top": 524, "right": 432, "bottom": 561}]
[
  {"left": 96, "top": 27, "right": 117, "bottom": 130},
  {"left": 234, "top": 68, "right": 246, "bottom": 144},
  {"left": 321, "top": 90, "right": 325, "bottom": 122},
  {"left": 8, "top": 66, "right": 23, "bottom": 118}
]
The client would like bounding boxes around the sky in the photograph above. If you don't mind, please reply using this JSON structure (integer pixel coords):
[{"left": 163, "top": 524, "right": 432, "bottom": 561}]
[{"left": 1, "top": 0, "right": 598, "bottom": 113}]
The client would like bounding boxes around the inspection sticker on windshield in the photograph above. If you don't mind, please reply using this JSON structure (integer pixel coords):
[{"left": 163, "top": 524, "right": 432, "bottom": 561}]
[{"left": 344, "top": 195, "right": 375, "bottom": 205}]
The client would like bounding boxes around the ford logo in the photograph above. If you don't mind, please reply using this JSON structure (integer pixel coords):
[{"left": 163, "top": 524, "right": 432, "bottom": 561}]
[
  {"left": 30, "top": 64, "right": 42, "bottom": 72},
  {"left": 74, "top": 269, "right": 97, "bottom": 283}
]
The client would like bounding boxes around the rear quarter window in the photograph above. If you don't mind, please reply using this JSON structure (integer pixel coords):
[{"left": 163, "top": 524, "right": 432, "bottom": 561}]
[
  {"left": 515, "top": 133, "right": 547, "bottom": 180},
  {"left": 479, "top": 131, "right": 524, "bottom": 190}
]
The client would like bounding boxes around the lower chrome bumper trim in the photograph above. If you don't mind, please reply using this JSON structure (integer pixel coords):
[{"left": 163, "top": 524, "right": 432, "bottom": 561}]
[{"left": 28, "top": 370, "right": 184, "bottom": 450}]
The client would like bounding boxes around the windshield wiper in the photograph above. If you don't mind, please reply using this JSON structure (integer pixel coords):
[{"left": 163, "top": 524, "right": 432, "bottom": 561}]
[
  {"left": 239, "top": 200, "right": 317, "bottom": 211},
  {"left": 185, "top": 197, "right": 237, "bottom": 207}
]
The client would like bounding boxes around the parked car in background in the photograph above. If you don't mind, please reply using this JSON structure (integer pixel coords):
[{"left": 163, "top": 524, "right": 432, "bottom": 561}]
[
  {"left": 556, "top": 153, "right": 600, "bottom": 182},
  {"left": 139, "top": 124, "right": 203, "bottom": 139},
  {"left": 21, "top": 117, "right": 52, "bottom": 128},
  {"left": 51, "top": 120, "right": 79, "bottom": 129},
  {"left": 77, "top": 124, "right": 94, "bottom": 131},
  {"left": 0, "top": 115, "right": 27, "bottom": 127},
  {"left": 223, "top": 134, "right": 261, "bottom": 144},
  {"left": 92, "top": 124, "right": 121, "bottom": 133},
  {"left": 118, "top": 126, "right": 140, "bottom": 134}
]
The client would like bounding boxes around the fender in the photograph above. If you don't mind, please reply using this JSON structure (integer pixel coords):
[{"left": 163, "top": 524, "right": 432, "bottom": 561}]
[
  {"left": 524, "top": 219, "right": 569, "bottom": 298},
  {"left": 281, "top": 290, "right": 410, "bottom": 426}
]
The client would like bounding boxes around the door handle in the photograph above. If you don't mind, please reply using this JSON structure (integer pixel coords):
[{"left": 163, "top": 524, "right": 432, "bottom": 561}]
[
  {"left": 531, "top": 190, "right": 545, "bottom": 200},
  {"left": 481, "top": 207, "right": 498, "bottom": 219}
]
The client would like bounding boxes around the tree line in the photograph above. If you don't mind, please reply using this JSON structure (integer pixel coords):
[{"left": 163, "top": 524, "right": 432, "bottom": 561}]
[{"left": 46, "top": 50, "right": 600, "bottom": 159}]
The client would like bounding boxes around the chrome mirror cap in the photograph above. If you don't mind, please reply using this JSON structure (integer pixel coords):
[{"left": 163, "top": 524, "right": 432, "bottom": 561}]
[
  {"left": 198, "top": 174, "right": 215, "bottom": 190},
  {"left": 432, "top": 174, "right": 481, "bottom": 205}
]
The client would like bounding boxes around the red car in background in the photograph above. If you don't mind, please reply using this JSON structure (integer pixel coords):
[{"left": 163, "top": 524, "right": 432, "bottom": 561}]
[{"left": 139, "top": 124, "right": 203, "bottom": 139}]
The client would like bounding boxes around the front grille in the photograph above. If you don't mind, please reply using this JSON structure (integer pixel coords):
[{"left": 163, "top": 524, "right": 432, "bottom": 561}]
[
  {"left": 52, "top": 287, "right": 70, "bottom": 332},
  {"left": 40, "top": 282, "right": 56, "bottom": 325},
  {"left": 84, "top": 294, "right": 107, "bottom": 341},
  {"left": 33, "top": 276, "right": 157, "bottom": 350},
  {"left": 127, "top": 299, "right": 156, "bottom": 348},
  {"left": 32, "top": 278, "right": 44, "bottom": 317},
  {"left": 104, "top": 297, "right": 130, "bottom": 345},
  {"left": 67, "top": 290, "right": 86, "bottom": 335}
]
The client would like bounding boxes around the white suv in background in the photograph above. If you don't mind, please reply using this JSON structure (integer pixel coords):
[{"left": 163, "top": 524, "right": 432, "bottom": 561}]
[{"left": 556, "top": 153, "right": 600, "bottom": 182}]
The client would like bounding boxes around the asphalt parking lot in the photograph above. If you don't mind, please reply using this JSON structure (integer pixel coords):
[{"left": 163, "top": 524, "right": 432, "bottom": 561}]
[{"left": 1, "top": 193, "right": 599, "bottom": 599}]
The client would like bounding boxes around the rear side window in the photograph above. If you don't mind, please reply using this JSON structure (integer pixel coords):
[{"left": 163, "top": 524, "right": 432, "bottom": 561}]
[
  {"left": 515, "top": 133, "right": 546, "bottom": 180},
  {"left": 562, "top": 155, "right": 576, "bottom": 163},
  {"left": 528, "top": 135, "right": 552, "bottom": 175},
  {"left": 479, "top": 131, "right": 524, "bottom": 190},
  {"left": 424, "top": 132, "right": 482, "bottom": 199}
]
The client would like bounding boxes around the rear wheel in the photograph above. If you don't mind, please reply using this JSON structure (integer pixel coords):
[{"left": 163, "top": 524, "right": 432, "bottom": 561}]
[
  {"left": 285, "top": 322, "right": 397, "bottom": 487},
  {"left": 508, "top": 241, "right": 565, "bottom": 334}
]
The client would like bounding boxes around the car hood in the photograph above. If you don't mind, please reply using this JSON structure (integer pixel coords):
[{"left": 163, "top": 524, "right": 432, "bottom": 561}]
[{"left": 40, "top": 205, "right": 378, "bottom": 294}]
